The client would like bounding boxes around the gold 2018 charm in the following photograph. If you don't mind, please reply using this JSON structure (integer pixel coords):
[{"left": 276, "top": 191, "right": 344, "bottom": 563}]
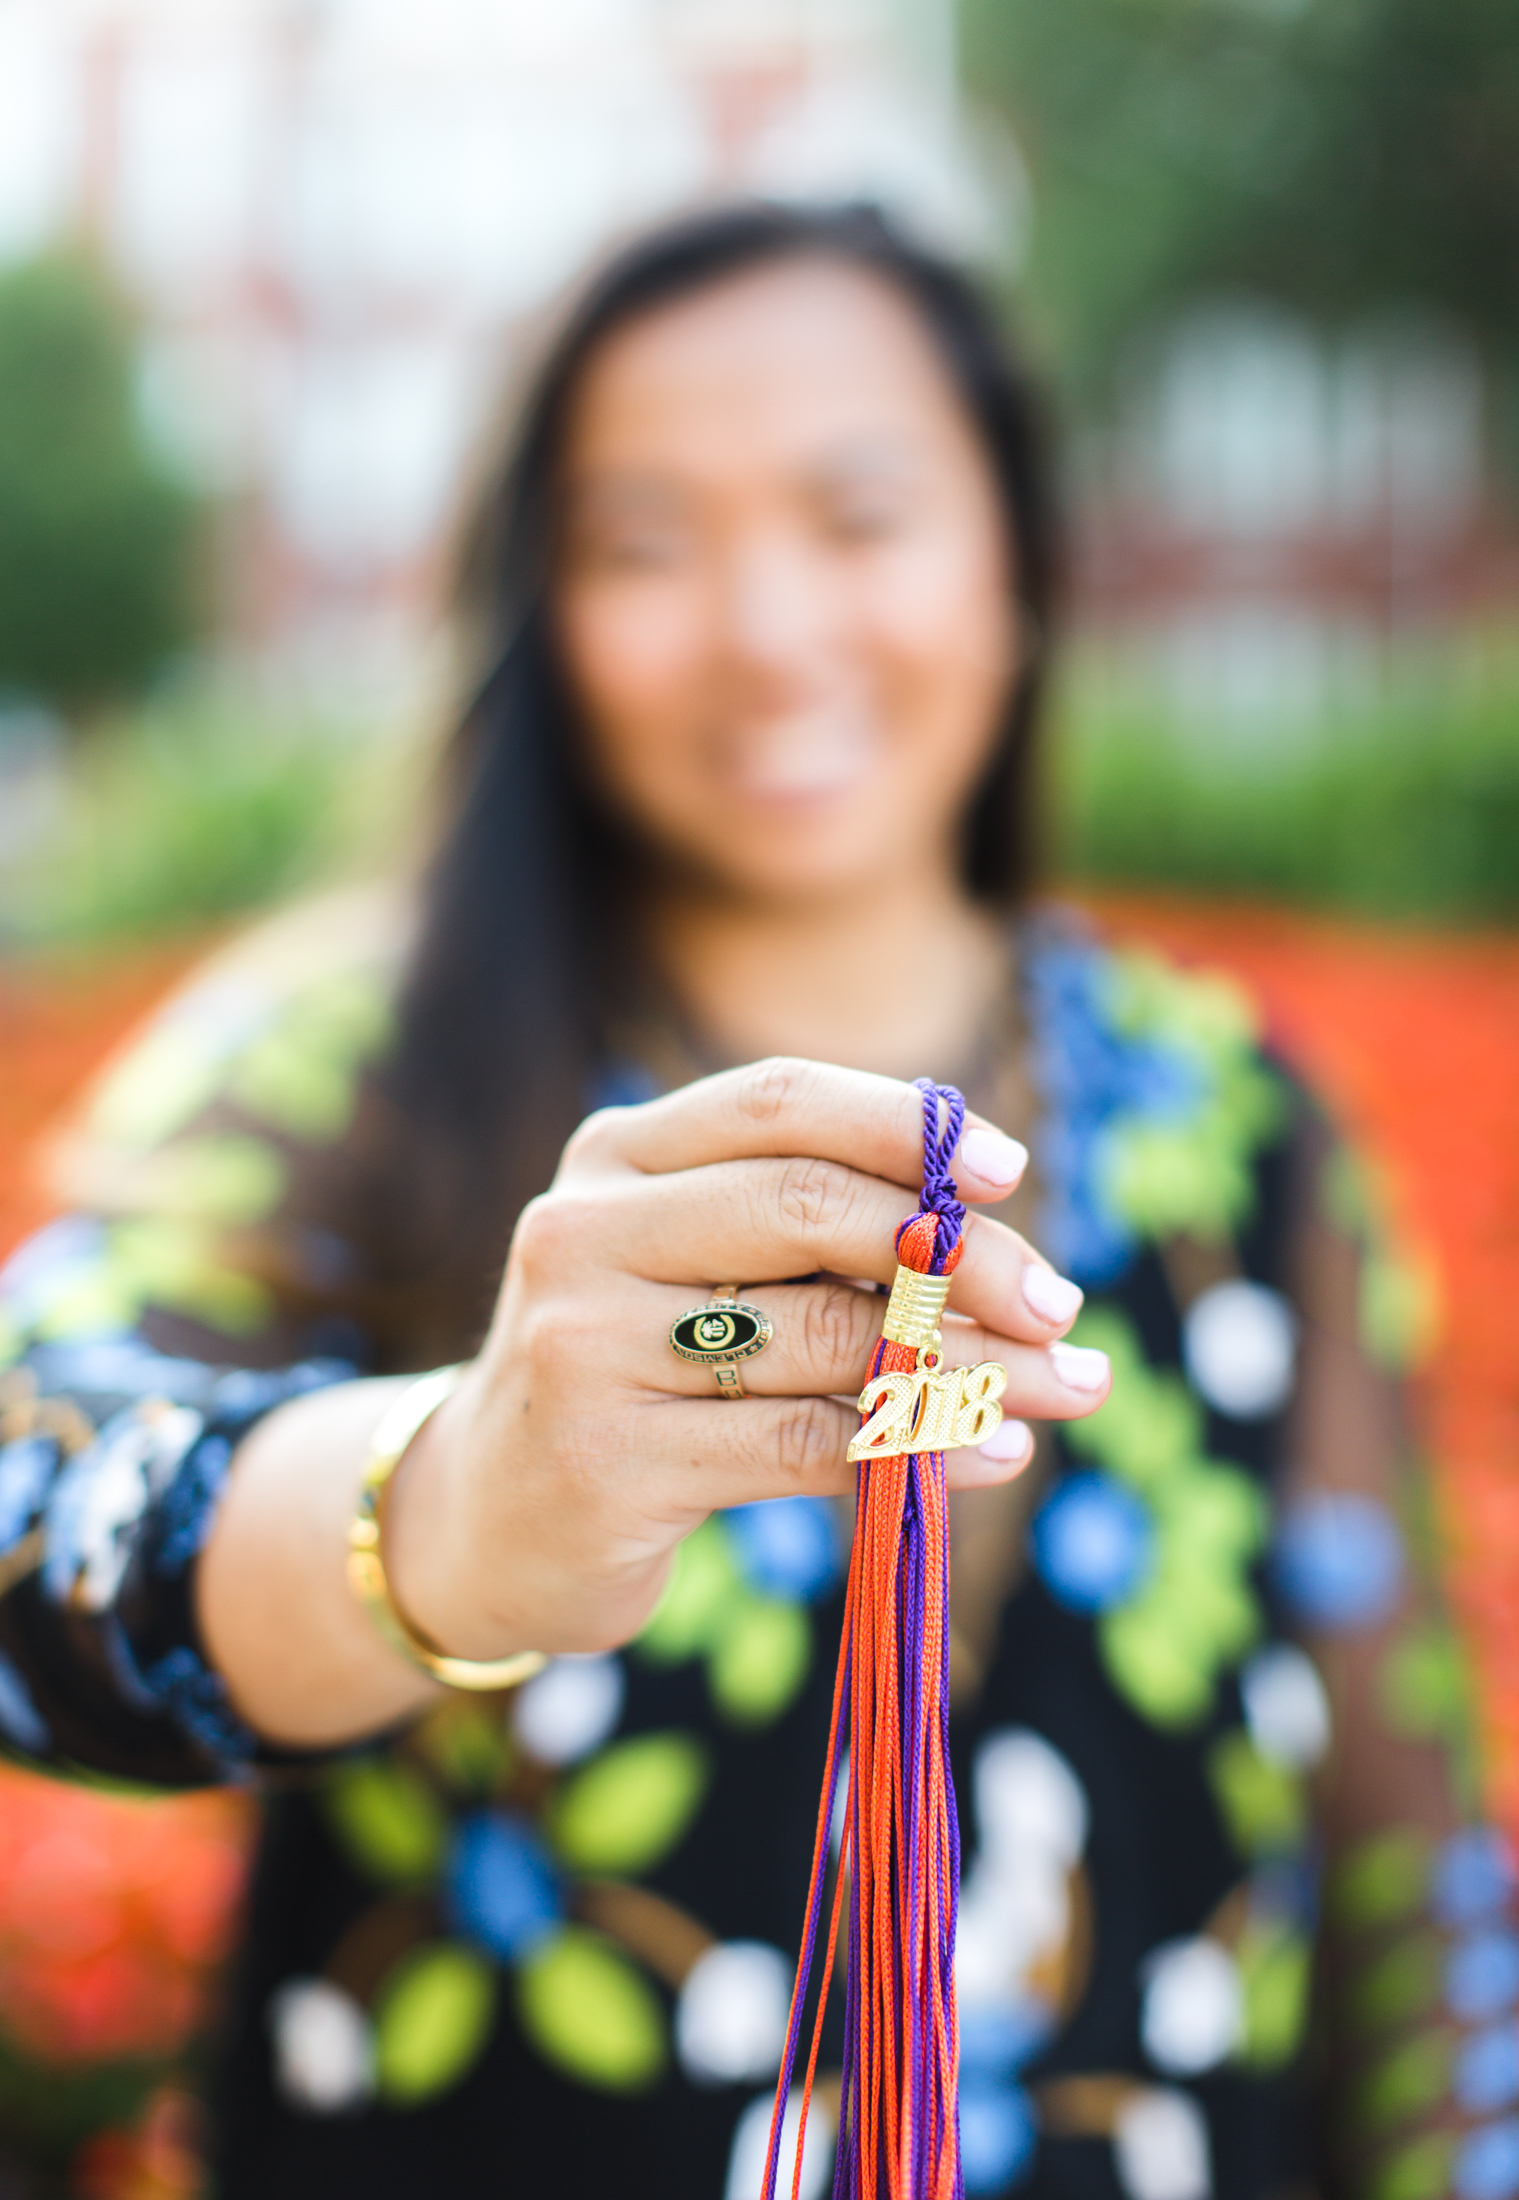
[
  {"left": 845, "top": 1254, "right": 1005, "bottom": 1461},
  {"left": 847, "top": 1358, "right": 1006, "bottom": 1461}
]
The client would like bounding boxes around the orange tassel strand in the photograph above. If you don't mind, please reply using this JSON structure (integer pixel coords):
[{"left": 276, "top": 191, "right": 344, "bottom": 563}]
[{"left": 765, "top": 1083, "right": 972, "bottom": 2200}]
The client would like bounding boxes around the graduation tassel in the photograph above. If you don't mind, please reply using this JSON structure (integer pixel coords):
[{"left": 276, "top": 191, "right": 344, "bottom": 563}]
[{"left": 764, "top": 1082, "right": 1007, "bottom": 2200}]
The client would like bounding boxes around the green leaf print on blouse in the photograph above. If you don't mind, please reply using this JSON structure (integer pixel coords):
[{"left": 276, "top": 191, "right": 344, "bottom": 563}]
[
  {"left": 374, "top": 1943, "right": 497, "bottom": 2104},
  {"left": 1332, "top": 1827, "right": 1431, "bottom": 1933},
  {"left": 550, "top": 1733, "right": 709, "bottom": 1877},
  {"left": 18, "top": 948, "right": 400, "bottom": 1350},
  {"left": 324, "top": 1758, "right": 450, "bottom": 1886},
  {"left": 1380, "top": 1622, "right": 1481, "bottom": 1810},
  {"left": 1207, "top": 1731, "right": 1308, "bottom": 1856},
  {"left": 27, "top": 1216, "right": 274, "bottom": 1342},
  {"left": 96, "top": 1134, "right": 288, "bottom": 1225},
  {"left": 313, "top": 1694, "right": 716, "bottom": 2105},
  {"left": 516, "top": 1928, "right": 666, "bottom": 2093},
  {"left": 225, "top": 971, "right": 394, "bottom": 1143},
  {"left": 635, "top": 1497, "right": 841, "bottom": 1727},
  {"left": 87, "top": 965, "right": 394, "bottom": 1154},
  {"left": 1099, "top": 953, "right": 1287, "bottom": 1247},
  {"left": 1321, "top": 1144, "right": 1440, "bottom": 1373},
  {"left": 1040, "top": 1306, "right": 1269, "bottom": 1729},
  {"left": 1235, "top": 1913, "right": 1312, "bottom": 2071},
  {"left": 1356, "top": 2030, "right": 1453, "bottom": 2135}
]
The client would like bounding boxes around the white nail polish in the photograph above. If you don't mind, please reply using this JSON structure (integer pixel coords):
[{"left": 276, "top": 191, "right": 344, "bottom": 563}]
[
  {"left": 1022, "top": 1266, "right": 1084, "bottom": 1324},
  {"left": 1049, "top": 1343, "right": 1110, "bottom": 1394},
  {"left": 958, "top": 1127, "right": 1028, "bottom": 1189},
  {"left": 976, "top": 1419, "right": 1033, "bottom": 1464}
]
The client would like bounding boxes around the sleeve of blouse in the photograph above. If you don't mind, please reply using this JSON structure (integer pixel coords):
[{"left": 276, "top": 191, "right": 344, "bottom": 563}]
[
  {"left": 1277, "top": 1108, "right": 1518, "bottom": 2198},
  {"left": 0, "top": 894, "right": 406, "bottom": 1789}
]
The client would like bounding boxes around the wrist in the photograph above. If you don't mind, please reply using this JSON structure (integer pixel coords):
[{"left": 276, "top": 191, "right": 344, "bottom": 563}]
[
  {"left": 376, "top": 1370, "right": 533, "bottom": 1667},
  {"left": 378, "top": 1366, "right": 679, "bottom": 1662}
]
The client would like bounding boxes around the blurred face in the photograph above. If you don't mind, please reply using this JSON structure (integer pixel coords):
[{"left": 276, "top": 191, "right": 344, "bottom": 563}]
[{"left": 553, "top": 255, "right": 1020, "bottom": 907}]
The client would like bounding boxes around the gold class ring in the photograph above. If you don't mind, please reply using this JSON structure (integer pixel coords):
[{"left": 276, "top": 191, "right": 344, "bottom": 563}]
[{"left": 669, "top": 1287, "right": 773, "bottom": 1401}]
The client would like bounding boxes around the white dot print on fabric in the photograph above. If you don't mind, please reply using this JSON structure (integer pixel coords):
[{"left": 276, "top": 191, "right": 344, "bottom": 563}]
[
  {"left": 724, "top": 2084, "right": 837, "bottom": 2200},
  {"left": 958, "top": 1729, "right": 1088, "bottom": 2016},
  {"left": 510, "top": 1653, "right": 625, "bottom": 1766},
  {"left": 1114, "top": 2087, "right": 1213, "bottom": 2200},
  {"left": 974, "top": 1728, "right": 1089, "bottom": 1869},
  {"left": 1140, "top": 1938, "right": 1243, "bottom": 2076},
  {"left": 1182, "top": 1280, "right": 1297, "bottom": 1421},
  {"left": 1241, "top": 1644, "right": 1332, "bottom": 1770},
  {"left": 269, "top": 1978, "right": 375, "bottom": 2113},
  {"left": 676, "top": 1941, "right": 793, "bottom": 2086},
  {"left": 955, "top": 1854, "right": 1071, "bottom": 2006}
]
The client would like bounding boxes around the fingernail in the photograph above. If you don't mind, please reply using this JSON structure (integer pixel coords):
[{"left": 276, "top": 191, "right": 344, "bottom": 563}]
[
  {"left": 1049, "top": 1343, "right": 1110, "bottom": 1394},
  {"left": 1021, "top": 1266, "right": 1084, "bottom": 1325},
  {"left": 977, "top": 1418, "right": 1033, "bottom": 1465},
  {"left": 959, "top": 1128, "right": 1028, "bottom": 1189}
]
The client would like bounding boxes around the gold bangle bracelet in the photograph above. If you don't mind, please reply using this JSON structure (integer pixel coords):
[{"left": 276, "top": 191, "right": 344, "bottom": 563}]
[{"left": 346, "top": 1365, "right": 547, "bottom": 1694}]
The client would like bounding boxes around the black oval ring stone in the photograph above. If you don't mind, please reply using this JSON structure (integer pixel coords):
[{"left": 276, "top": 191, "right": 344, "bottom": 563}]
[{"left": 669, "top": 1302, "right": 774, "bottom": 1365}]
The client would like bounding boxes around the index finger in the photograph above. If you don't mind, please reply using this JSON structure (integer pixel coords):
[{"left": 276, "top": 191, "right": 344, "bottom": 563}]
[{"left": 564, "top": 1057, "right": 1028, "bottom": 1205}]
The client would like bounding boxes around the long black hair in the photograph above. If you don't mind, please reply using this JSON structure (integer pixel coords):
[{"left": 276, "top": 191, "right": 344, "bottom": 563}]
[{"left": 366, "top": 200, "right": 1060, "bottom": 1355}]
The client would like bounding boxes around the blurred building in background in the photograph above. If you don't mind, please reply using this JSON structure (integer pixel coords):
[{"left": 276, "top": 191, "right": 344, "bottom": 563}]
[
  {"left": 1078, "top": 304, "right": 1515, "bottom": 739},
  {"left": 0, "top": 0, "right": 1008, "bottom": 701}
]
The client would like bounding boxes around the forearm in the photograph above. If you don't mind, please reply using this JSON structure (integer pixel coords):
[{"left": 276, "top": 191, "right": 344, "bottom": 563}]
[{"left": 197, "top": 1378, "right": 443, "bottom": 1748}]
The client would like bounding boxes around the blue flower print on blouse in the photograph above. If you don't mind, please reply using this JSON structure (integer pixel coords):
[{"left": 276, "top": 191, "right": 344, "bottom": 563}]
[
  {"left": 137, "top": 1644, "right": 254, "bottom": 1766},
  {"left": 959, "top": 2066, "right": 1038, "bottom": 2195},
  {"left": 0, "top": 1218, "right": 115, "bottom": 1355},
  {"left": 1439, "top": 1833, "right": 1519, "bottom": 1930},
  {"left": 1029, "top": 1472, "right": 1155, "bottom": 1616},
  {"left": 0, "top": 1436, "right": 55, "bottom": 1552},
  {"left": 0, "top": 1649, "right": 50, "bottom": 1754},
  {"left": 1449, "top": 1932, "right": 1519, "bottom": 2026},
  {"left": 43, "top": 1401, "right": 205, "bottom": 1610},
  {"left": 154, "top": 1434, "right": 234, "bottom": 1577},
  {"left": 1027, "top": 940, "right": 1198, "bottom": 1286},
  {"left": 1273, "top": 1492, "right": 1406, "bottom": 1633},
  {"left": 1025, "top": 931, "right": 1286, "bottom": 1290},
  {"left": 446, "top": 1812, "right": 565, "bottom": 1962},
  {"left": 1457, "top": 2026, "right": 1519, "bottom": 2116},
  {"left": 723, "top": 1496, "right": 841, "bottom": 1602},
  {"left": 1454, "top": 2117, "right": 1519, "bottom": 2200}
]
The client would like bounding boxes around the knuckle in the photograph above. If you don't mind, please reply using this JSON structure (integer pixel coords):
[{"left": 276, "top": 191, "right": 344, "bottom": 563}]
[
  {"left": 510, "top": 1189, "right": 595, "bottom": 1280},
  {"left": 772, "top": 1397, "right": 845, "bottom": 1484},
  {"left": 775, "top": 1155, "right": 849, "bottom": 1246},
  {"left": 803, "top": 1282, "right": 871, "bottom": 1374},
  {"left": 517, "top": 1300, "right": 571, "bottom": 1383},
  {"left": 734, "top": 1055, "right": 817, "bottom": 1131},
  {"left": 560, "top": 1109, "right": 619, "bottom": 1170},
  {"left": 509, "top": 1194, "right": 560, "bottom": 1282}
]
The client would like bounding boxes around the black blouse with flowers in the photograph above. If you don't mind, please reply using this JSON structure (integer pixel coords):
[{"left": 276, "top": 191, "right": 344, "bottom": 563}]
[{"left": 0, "top": 896, "right": 1513, "bottom": 2200}]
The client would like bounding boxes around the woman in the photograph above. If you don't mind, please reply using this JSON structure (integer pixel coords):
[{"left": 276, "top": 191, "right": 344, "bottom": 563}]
[{"left": 0, "top": 204, "right": 1507, "bottom": 2200}]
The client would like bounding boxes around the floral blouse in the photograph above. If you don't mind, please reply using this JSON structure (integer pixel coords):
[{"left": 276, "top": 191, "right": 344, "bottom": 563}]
[{"left": 0, "top": 896, "right": 1512, "bottom": 2200}]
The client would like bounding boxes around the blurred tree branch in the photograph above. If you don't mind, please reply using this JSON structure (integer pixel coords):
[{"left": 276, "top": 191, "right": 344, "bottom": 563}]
[
  {"left": 964, "top": 0, "right": 1519, "bottom": 451},
  {"left": 0, "top": 256, "right": 204, "bottom": 720}
]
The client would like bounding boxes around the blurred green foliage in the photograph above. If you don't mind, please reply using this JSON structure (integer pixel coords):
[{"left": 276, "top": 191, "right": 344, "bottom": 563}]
[
  {"left": 1049, "top": 647, "right": 1519, "bottom": 921},
  {"left": 0, "top": 256, "right": 201, "bottom": 712},
  {"left": 965, "top": 0, "right": 1519, "bottom": 427},
  {"left": 8, "top": 667, "right": 1512, "bottom": 950},
  {"left": 0, "top": 694, "right": 365, "bottom": 945}
]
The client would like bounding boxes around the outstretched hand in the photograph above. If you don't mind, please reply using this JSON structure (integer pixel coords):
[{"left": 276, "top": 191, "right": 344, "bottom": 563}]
[{"left": 389, "top": 1058, "right": 1111, "bottom": 1666}]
